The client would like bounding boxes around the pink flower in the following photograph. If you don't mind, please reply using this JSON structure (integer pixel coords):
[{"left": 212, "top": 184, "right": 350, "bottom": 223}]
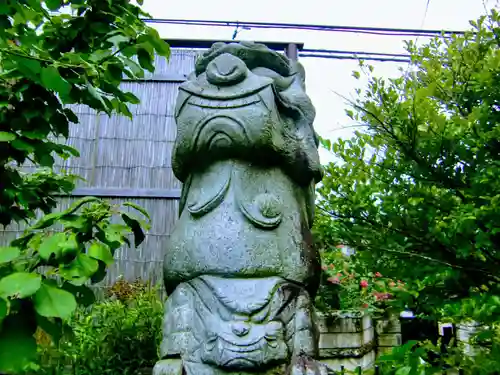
[
  {"left": 389, "top": 281, "right": 396, "bottom": 287},
  {"left": 360, "top": 280, "right": 369, "bottom": 288},
  {"left": 375, "top": 272, "right": 382, "bottom": 278},
  {"left": 374, "top": 292, "right": 392, "bottom": 301},
  {"left": 327, "top": 277, "right": 340, "bottom": 284},
  {"left": 329, "top": 264, "right": 335, "bottom": 270},
  {"left": 362, "top": 303, "right": 369, "bottom": 308}
]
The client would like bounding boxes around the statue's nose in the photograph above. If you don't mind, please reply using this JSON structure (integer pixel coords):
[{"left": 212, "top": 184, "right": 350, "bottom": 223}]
[
  {"left": 206, "top": 53, "right": 248, "bottom": 86},
  {"left": 231, "top": 321, "right": 251, "bottom": 337}
]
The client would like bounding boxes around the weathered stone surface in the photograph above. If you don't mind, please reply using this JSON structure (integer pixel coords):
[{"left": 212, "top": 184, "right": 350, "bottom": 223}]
[
  {"left": 319, "top": 328, "right": 374, "bottom": 350},
  {"left": 319, "top": 340, "right": 376, "bottom": 359},
  {"left": 456, "top": 321, "right": 487, "bottom": 357},
  {"left": 375, "top": 316, "right": 401, "bottom": 334},
  {"left": 321, "top": 351, "right": 376, "bottom": 372},
  {"left": 377, "top": 333, "right": 402, "bottom": 347},
  {"left": 317, "top": 312, "right": 372, "bottom": 334},
  {"left": 155, "top": 41, "right": 324, "bottom": 375}
]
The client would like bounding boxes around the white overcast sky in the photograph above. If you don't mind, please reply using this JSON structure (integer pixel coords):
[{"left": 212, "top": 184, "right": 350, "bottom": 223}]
[{"left": 139, "top": 0, "right": 497, "bottom": 163}]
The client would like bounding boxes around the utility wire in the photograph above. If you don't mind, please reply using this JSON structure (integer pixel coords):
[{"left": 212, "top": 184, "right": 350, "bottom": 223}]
[
  {"left": 303, "top": 48, "right": 409, "bottom": 58},
  {"left": 299, "top": 53, "right": 410, "bottom": 63},
  {"left": 142, "top": 18, "right": 467, "bottom": 38}
]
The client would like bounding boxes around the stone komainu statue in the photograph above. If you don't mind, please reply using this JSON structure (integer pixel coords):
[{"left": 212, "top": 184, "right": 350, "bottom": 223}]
[{"left": 153, "top": 41, "right": 328, "bottom": 375}]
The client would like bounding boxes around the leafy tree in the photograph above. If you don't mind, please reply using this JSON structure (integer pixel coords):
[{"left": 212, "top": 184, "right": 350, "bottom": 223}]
[
  {"left": 317, "top": 7, "right": 500, "bottom": 332},
  {"left": 0, "top": 1, "right": 169, "bottom": 372}
]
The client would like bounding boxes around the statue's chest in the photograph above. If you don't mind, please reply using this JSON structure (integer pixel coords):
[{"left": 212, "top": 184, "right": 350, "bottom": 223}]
[{"left": 182, "top": 160, "right": 304, "bottom": 231}]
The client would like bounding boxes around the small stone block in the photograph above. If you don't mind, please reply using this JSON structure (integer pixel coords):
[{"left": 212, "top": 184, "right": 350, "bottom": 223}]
[
  {"left": 375, "top": 317, "right": 402, "bottom": 334},
  {"left": 316, "top": 313, "right": 373, "bottom": 333},
  {"left": 153, "top": 359, "right": 183, "bottom": 375},
  {"left": 319, "top": 328, "right": 374, "bottom": 349},
  {"left": 321, "top": 350, "right": 376, "bottom": 371},
  {"left": 377, "top": 333, "right": 402, "bottom": 347}
]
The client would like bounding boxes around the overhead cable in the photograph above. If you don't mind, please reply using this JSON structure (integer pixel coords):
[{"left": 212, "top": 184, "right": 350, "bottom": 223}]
[
  {"left": 299, "top": 53, "right": 410, "bottom": 63},
  {"left": 142, "top": 18, "right": 467, "bottom": 38}
]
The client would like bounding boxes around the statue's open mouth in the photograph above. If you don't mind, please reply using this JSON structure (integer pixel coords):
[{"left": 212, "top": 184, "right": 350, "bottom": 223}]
[
  {"left": 203, "top": 336, "right": 287, "bottom": 369},
  {"left": 186, "top": 92, "right": 263, "bottom": 110}
]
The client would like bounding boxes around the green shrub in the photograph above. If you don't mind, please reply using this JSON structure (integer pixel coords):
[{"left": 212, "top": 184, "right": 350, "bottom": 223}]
[{"left": 34, "top": 278, "right": 164, "bottom": 375}]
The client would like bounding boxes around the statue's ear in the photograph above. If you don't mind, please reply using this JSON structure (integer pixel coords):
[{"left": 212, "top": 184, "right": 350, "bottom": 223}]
[{"left": 275, "top": 73, "right": 315, "bottom": 126}]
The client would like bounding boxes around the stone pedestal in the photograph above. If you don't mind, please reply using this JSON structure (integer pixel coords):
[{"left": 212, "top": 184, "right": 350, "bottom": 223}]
[
  {"left": 317, "top": 312, "right": 376, "bottom": 371},
  {"left": 456, "top": 321, "right": 486, "bottom": 357},
  {"left": 375, "top": 314, "right": 402, "bottom": 358}
]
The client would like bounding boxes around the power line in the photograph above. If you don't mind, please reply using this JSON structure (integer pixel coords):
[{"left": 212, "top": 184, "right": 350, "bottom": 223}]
[
  {"left": 142, "top": 18, "right": 467, "bottom": 38},
  {"left": 300, "top": 48, "right": 411, "bottom": 63},
  {"left": 160, "top": 39, "right": 411, "bottom": 62},
  {"left": 303, "top": 48, "right": 409, "bottom": 58},
  {"left": 299, "top": 53, "right": 410, "bottom": 63}
]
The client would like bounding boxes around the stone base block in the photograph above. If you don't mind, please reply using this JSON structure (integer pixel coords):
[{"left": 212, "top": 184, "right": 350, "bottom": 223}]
[
  {"left": 375, "top": 316, "right": 401, "bottom": 334},
  {"left": 321, "top": 350, "right": 376, "bottom": 372},
  {"left": 153, "top": 359, "right": 183, "bottom": 375},
  {"left": 377, "top": 333, "right": 402, "bottom": 347},
  {"left": 377, "top": 346, "right": 396, "bottom": 359},
  {"left": 317, "top": 311, "right": 372, "bottom": 334},
  {"left": 319, "top": 328, "right": 375, "bottom": 350}
]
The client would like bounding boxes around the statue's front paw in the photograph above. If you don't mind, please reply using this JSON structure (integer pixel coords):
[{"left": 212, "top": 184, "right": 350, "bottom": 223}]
[{"left": 287, "top": 355, "right": 332, "bottom": 375}]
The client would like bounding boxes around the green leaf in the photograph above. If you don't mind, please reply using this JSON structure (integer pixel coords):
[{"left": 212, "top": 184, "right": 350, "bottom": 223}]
[
  {"left": 395, "top": 366, "right": 412, "bottom": 375},
  {"left": 0, "top": 131, "right": 16, "bottom": 142},
  {"left": 106, "top": 63, "right": 124, "bottom": 82},
  {"left": 90, "top": 260, "right": 107, "bottom": 284},
  {"left": 39, "top": 153, "right": 55, "bottom": 167},
  {"left": 0, "top": 298, "right": 7, "bottom": 322},
  {"left": 95, "top": 225, "right": 124, "bottom": 251},
  {"left": 63, "top": 108, "right": 79, "bottom": 123},
  {"left": 30, "top": 212, "right": 64, "bottom": 230},
  {"left": 45, "top": 0, "right": 62, "bottom": 11},
  {"left": 15, "top": 56, "right": 42, "bottom": 76},
  {"left": 38, "top": 232, "right": 66, "bottom": 261},
  {"left": 137, "top": 48, "right": 155, "bottom": 72},
  {"left": 123, "top": 201, "right": 151, "bottom": 220},
  {"left": 30, "top": 197, "right": 100, "bottom": 231},
  {"left": 34, "top": 282, "right": 77, "bottom": 319},
  {"left": 59, "top": 254, "right": 99, "bottom": 285},
  {"left": 107, "top": 34, "right": 129, "bottom": 47},
  {"left": 0, "top": 247, "right": 20, "bottom": 264},
  {"left": 0, "top": 272, "right": 42, "bottom": 298},
  {"left": 88, "top": 241, "right": 114, "bottom": 266},
  {"left": 118, "top": 101, "right": 133, "bottom": 119},
  {"left": 123, "top": 91, "right": 140, "bottom": 105},
  {"left": 123, "top": 58, "right": 144, "bottom": 78},
  {"left": 146, "top": 29, "right": 170, "bottom": 57},
  {"left": 0, "top": 316, "right": 37, "bottom": 373},
  {"left": 40, "top": 66, "right": 71, "bottom": 96},
  {"left": 408, "top": 197, "right": 424, "bottom": 206},
  {"left": 87, "top": 83, "right": 107, "bottom": 108},
  {"left": 11, "top": 138, "right": 35, "bottom": 152},
  {"left": 61, "top": 283, "right": 95, "bottom": 307},
  {"left": 63, "top": 196, "right": 100, "bottom": 216},
  {"left": 121, "top": 213, "right": 146, "bottom": 247}
]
